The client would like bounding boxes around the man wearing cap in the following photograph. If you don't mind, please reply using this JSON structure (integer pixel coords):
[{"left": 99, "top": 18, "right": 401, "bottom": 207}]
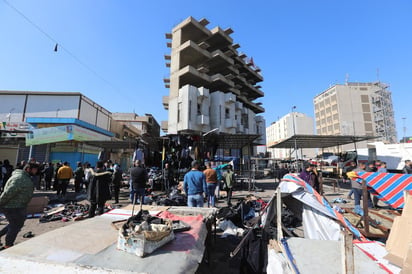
[
  {"left": 184, "top": 160, "right": 207, "bottom": 207},
  {"left": 0, "top": 163, "right": 38, "bottom": 249}
]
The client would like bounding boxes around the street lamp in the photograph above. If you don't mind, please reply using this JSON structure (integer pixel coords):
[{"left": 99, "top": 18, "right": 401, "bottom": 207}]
[{"left": 291, "top": 106, "right": 298, "bottom": 166}]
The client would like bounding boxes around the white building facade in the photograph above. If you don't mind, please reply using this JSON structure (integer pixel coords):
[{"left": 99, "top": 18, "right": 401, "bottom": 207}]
[{"left": 266, "top": 112, "right": 316, "bottom": 159}]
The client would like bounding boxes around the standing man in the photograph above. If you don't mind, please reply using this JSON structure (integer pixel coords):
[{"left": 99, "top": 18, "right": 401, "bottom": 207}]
[
  {"left": 299, "top": 163, "right": 314, "bottom": 186},
  {"left": 56, "top": 162, "right": 73, "bottom": 199},
  {"left": 129, "top": 160, "right": 148, "bottom": 204},
  {"left": 0, "top": 163, "right": 38, "bottom": 249},
  {"left": 111, "top": 164, "right": 122, "bottom": 204},
  {"left": 87, "top": 161, "right": 112, "bottom": 218},
  {"left": 403, "top": 160, "right": 412, "bottom": 174},
  {"left": 74, "top": 162, "right": 84, "bottom": 193},
  {"left": 42, "top": 162, "right": 54, "bottom": 191},
  {"left": 203, "top": 162, "right": 218, "bottom": 207},
  {"left": 223, "top": 165, "right": 235, "bottom": 206},
  {"left": 347, "top": 162, "right": 372, "bottom": 215},
  {"left": 163, "top": 163, "right": 173, "bottom": 192},
  {"left": 184, "top": 160, "right": 207, "bottom": 208}
]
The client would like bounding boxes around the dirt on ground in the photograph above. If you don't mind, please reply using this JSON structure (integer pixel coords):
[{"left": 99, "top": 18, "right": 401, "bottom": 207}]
[{"left": 2, "top": 177, "right": 353, "bottom": 273}]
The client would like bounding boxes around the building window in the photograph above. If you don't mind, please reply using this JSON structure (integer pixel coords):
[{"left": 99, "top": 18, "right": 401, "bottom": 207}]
[
  {"left": 197, "top": 103, "right": 201, "bottom": 115},
  {"left": 178, "top": 102, "right": 182, "bottom": 122},
  {"left": 361, "top": 95, "right": 369, "bottom": 103},
  {"left": 225, "top": 108, "right": 230, "bottom": 119},
  {"left": 219, "top": 106, "right": 222, "bottom": 124},
  {"left": 189, "top": 100, "right": 192, "bottom": 121}
]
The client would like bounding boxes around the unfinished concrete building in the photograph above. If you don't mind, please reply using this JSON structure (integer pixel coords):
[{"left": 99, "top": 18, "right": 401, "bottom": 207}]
[{"left": 162, "top": 17, "right": 265, "bottom": 145}]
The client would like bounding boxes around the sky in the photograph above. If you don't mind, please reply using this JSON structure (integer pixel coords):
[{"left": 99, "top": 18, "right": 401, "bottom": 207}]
[{"left": 1, "top": 0, "right": 411, "bottom": 139}]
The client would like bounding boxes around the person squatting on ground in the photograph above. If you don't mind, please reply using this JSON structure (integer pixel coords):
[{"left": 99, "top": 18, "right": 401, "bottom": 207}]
[
  {"left": 0, "top": 162, "right": 38, "bottom": 249},
  {"left": 184, "top": 160, "right": 207, "bottom": 208},
  {"left": 87, "top": 161, "right": 112, "bottom": 218},
  {"left": 56, "top": 162, "right": 73, "bottom": 199},
  {"left": 223, "top": 165, "right": 234, "bottom": 206},
  {"left": 111, "top": 164, "right": 122, "bottom": 204},
  {"left": 129, "top": 160, "right": 148, "bottom": 204},
  {"left": 203, "top": 162, "right": 218, "bottom": 207}
]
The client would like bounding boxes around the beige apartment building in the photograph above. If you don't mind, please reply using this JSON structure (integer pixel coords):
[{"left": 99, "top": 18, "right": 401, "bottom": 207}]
[{"left": 314, "top": 82, "right": 397, "bottom": 149}]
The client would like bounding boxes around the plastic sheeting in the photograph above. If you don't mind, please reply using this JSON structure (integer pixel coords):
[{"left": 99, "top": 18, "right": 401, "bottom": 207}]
[
  {"left": 302, "top": 204, "right": 341, "bottom": 240},
  {"left": 280, "top": 174, "right": 364, "bottom": 240}
]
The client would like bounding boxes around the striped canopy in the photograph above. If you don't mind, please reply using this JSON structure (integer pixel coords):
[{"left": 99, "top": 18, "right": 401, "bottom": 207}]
[{"left": 356, "top": 171, "right": 412, "bottom": 209}]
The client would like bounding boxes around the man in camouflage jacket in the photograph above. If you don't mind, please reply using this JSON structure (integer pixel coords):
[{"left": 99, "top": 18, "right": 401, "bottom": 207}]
[{"left": 0, "top": 162, "right": 37, "bottom": 248}]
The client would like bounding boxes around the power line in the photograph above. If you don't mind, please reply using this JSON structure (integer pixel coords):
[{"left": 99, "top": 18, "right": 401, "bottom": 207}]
[{"left": 2, "top": 0, "right": 120, "bottom": 93}]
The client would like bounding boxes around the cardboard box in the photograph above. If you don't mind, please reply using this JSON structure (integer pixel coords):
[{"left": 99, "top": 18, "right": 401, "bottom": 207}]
[
  {"left": 26, "top": 196, "right": 49, "bottom": 214},
  {"left": 385, "top": 193, "right": 412, "bottom": 268}
]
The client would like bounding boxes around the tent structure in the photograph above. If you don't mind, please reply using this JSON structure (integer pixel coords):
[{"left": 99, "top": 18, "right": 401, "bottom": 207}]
[
  {"left": 262, "top": 174, "right": 400, "bottom": 273},
  {"left": 269, "top": 134, "right": 378, "bottom": 149}
]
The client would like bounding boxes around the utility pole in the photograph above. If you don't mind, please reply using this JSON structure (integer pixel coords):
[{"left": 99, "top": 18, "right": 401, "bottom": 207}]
[
  {"left": 291, "top": 106, "right": 298, "bottom": 167},
  {"left": 402, "top": 117, "right": 406, "bottom": 143}
]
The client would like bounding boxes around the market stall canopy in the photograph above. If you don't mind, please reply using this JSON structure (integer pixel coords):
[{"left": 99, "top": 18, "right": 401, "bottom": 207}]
[{"left": 268, "top": 134, "right": 378, "bottom": 149}]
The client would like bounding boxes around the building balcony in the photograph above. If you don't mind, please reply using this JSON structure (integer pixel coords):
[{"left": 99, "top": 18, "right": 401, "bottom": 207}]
[
  {"left": 224, "top": 93, "right": 236, "bottom": 104},
  {"left": 162, "top": 96, "right": 169, "bottom": 110},
  {"left": 197, "top": 115, "right": 209, "bottom": 125},
  {"left": 161, "top": 121, "right": 168, "bottom": 133},
  {"left": 178, "top": 40, "right": 211, "bottom": 69}
]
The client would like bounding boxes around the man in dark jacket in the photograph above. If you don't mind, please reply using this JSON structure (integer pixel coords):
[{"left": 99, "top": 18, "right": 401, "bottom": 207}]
[
  {"left": 74, "top": 162, "right": 85, "bottom": 193},
  {"left": 129, "top": 160, "right": 148, "bottom": 204},
  {"left": 111, "top": 164, "right": 122, "bottom": 204},
  {"left": 42, "top": 162, "right": 54, "bottom": 191},
  {"left": 87, "top": 161, "right": 111, "bottom": 218},
  {"left": 0, "top": 162, "right": 37, "bottom": 248}
]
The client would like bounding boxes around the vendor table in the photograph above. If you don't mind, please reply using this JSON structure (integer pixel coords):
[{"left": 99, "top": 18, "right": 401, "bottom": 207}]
[{"left": 0, "top": 206, "right": 216, "bottom": 274}]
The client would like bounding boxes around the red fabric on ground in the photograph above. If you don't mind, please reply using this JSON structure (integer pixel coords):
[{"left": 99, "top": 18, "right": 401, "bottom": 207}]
[{"left": 157, "top": 211, "right": 205, "bottom": 252}]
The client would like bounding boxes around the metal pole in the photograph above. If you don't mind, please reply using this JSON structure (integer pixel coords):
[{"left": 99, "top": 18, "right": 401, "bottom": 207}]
[{"left": 291, "top": 106, "right": 298, "bottom": 169}]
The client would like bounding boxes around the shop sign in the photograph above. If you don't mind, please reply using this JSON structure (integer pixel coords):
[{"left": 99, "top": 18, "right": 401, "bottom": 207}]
[
  {"left": 0, "top": 122, "right": 30, "bottom": 138},
  {"left": 26, "top": 125, "right": 111, "bottom": 146}
]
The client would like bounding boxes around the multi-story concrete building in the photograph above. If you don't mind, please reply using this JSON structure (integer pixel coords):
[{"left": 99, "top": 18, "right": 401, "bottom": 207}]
[
  {"left": 313, "top": 82, "right": 397, "bottom": 147},
  {"left": 266, "top": 112, "right": 316, "bottom": 159},
  {"left": 162, "top": 17, "right": 265, "bottom": 145}
]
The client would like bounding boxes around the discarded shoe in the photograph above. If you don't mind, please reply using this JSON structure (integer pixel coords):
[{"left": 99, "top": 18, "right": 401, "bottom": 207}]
[
  {"left": 332, "top": 198, "right": 348, "bottom": 204},
  {"left": 0, "top": 245, "right": 11, "bottom": 251},
  {"left": 353, "top": 205, "right": 364, "bottom": 216},
  {"left": 22, "top": 231, "right": 34, "bottom": 238}
]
